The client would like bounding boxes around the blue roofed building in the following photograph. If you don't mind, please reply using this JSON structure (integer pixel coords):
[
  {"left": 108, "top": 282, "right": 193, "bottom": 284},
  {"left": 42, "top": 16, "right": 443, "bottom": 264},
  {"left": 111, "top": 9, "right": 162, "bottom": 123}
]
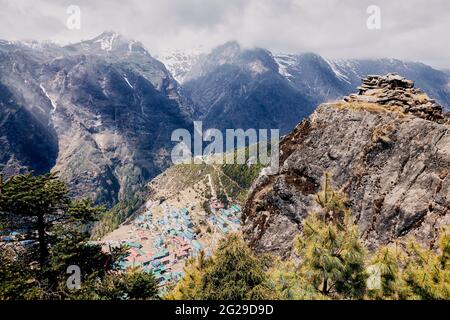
[
  {"left": 217, "top": 224, "right": 228, "bottom": 234},
  {"left": 192, "top": 240, "right": 203, "bottom": 252},
  {"left": 154, "top": 236, "right": 164, "bottom": 247},
  {"left": 184, "top": 220, "right": 194, "bottom": 228},
  {"left": 231, "top": 205, "right": 241, "bottom": 212},
  {"left": 216, "top": 216, "right": 228, "bottom": 228},
  {"left": 182, "top": 230, "right": 195, "bottom": 240}
]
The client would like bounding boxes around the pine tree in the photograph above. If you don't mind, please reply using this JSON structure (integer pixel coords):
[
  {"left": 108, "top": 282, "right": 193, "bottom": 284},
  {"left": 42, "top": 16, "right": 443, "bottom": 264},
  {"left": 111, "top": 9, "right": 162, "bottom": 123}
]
[
  {"left": 0, "top": 173, "right": 71, "bottom": 266},
  {"left": 295, "top": 173, "right": 368, "bottom": 299},
  {"left": 122, "top": 268, "right": 159, "bottom": 300},
  {"left": 366, "top": 245, "right": 405, "bottom": 299},
  {"left": 64, "top": 268, "right": 158, "bottom": 300},
  {"left": 200, "top": 234, "right": 270, "bottom": 300},
  {"left": 401, "top": 227, "right": 450, "bottom": 299},
  {"left": 165, "top": 251, "right": 211, "bottom": 300},
  {"left": 266, "top": 258, "right": 321, "bottom": 300},
  {"left": 0, "top": 173, "right": 158, "bottom": 300},
  {"left": 166, "top": 234, "right": 270, "bottom": 300}
]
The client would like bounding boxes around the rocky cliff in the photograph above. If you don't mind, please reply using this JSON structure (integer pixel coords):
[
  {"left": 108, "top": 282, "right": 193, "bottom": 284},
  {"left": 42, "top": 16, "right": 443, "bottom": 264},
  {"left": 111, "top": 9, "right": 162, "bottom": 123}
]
[{"left": 243, "top": 74, "right": 450, "bottom": 257}]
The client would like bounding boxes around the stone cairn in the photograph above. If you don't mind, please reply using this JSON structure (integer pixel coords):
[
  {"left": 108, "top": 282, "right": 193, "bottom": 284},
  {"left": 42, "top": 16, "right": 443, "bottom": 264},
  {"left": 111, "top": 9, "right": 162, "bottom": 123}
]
[{"left": 344, "top": 73, "right": 445, "bottom": 123}]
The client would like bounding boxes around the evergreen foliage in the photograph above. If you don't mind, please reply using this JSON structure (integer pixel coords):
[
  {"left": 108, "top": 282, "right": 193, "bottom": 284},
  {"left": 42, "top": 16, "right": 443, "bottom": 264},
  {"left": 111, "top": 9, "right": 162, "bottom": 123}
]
[
  {"left": 365, "top": 245, "right": 404, "bottom": 299},
  {"left": 166, "top": 235, "right": 270, "bottom": 300},
  {"left": 200, "top": 234, "right": 269, "bottom": 300},
  {"left": 0, "top": 173, "right": 158, "bottom": 300},
  {"left": 165, "top": 251, "right": 211, "bottom": 300},
  {"left": 295, "top": 173, "right": 368, "bottom": 299},
  {"left": 167, "top": 173, "right": 450, "bottom": 301},
  {"left": 401, "top": 228, "right": 450, "bottom": 299}
]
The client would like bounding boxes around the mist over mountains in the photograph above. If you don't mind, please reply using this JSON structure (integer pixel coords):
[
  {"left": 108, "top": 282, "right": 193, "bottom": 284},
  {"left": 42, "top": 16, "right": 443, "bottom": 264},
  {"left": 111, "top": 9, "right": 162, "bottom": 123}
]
[{"left": 1, "top": 32, "right": 449, "bottom": 207}]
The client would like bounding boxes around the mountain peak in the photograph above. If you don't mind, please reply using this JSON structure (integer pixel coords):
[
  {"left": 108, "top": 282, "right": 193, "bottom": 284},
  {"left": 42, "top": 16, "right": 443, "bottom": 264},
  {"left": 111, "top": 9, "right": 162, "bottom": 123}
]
[
  {"left": 65, "top": 31, "right": 147, "bottom": 56},
  {"left": 91, "top": 31, "right": 129, "bottom": 52},
  {"left": 218, "top": 40, "right": 241, "bottom": 50},
  {"left": 209, "top": 41, "right": 241, "bottom": 59},
  {"left": 96, "top": 30, "right": 121, "bottom": 38},
  {"left": 157, "top": 47, "right": 205, "bottom": 83}
]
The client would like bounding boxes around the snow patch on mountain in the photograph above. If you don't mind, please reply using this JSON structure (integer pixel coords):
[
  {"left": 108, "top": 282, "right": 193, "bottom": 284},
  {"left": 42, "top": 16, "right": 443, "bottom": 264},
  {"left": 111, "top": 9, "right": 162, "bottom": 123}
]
[
  {"left": 328, "top": 58, "right": 363, "bottom": 79},
  {"left": 323, "top": 58, "right": 352, "bottom": 84},
  {"left": 123, "top": 76, "right": 134, "bottom": 89},
  {"left": 274, "top": 54, "right": 296, "bottom": 80},
  {"left": 39, "top": 84, "right": 57, "bottom": 111},
  {"left": 157, "top": 48, "right": 205, "bottom": 83},
  {"left": 95, "top": 32, "right": 119, "bottom": 51},
  {"left": 246, "top": 60, "right": 269, "bottom": 76}
]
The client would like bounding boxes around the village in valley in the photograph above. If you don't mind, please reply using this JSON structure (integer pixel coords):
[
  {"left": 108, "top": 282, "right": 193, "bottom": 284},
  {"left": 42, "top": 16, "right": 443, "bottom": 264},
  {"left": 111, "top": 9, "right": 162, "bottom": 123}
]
[{"left": 101, "top": 194, "right": 242, "bottom": 288}]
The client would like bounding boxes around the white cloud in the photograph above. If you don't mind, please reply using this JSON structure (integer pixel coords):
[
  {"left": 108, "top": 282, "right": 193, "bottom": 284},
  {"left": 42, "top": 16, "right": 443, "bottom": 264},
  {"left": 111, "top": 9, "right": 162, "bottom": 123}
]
[{"left": 0, "top": 0, "right": 448, "bottom": 68}]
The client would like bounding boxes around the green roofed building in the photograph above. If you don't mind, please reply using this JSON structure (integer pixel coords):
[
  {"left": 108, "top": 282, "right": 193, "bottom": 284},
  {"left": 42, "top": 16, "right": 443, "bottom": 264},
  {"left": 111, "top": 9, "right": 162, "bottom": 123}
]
[
  {"left": 231, "top": 205, "right": 241, "bottom": 212},
  {"left": 152, "top": 249, "right": 169, "bottom": 260}
]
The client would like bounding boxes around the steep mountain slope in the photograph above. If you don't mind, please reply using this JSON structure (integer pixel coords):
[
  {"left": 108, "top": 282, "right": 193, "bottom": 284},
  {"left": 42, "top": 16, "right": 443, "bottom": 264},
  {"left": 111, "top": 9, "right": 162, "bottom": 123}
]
[
  {"left": 183, "top": 42, "right": 316, "bottom": 135},
  {"left": 157, "top": 48, "right": 204, "bottom": 84},
  {"left": 274, "top": 53, "right": 351, "bottom": 104},
  {"left": 0, "top": 82, "right": 58, "bottom": 176},
  {"left": 62, "top": 32, "right": 192, "bottom": 113},
  {"left": 0, "top": 41, "right": 59, "bottom": 176},
  {"left": 243, "top": 74, "right": 450, "bottom": 257},
  {"left": 0, "top": 33, "right": 191, "bottom": 206},
  {"left": 146, "top": 161, "right": 253, "bottom": 207}
]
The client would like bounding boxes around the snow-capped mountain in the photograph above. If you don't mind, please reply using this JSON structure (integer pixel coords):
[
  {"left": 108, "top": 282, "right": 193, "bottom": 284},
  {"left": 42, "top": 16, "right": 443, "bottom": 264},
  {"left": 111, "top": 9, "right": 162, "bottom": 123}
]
[
  {"left": 0, "top": 32, "right": 191, "bottom": 206},
  {"left": 181, "top": 42, "right": 315, "bottom": 134},
  {"left": 65, "top": 31, "right": 149, "bottom": 56},
  {"left": 157, "top": 47, "right": 205, "bottom": 84},
  {"left": 274, "top": 53, "right": 351, "bottom": 104}
]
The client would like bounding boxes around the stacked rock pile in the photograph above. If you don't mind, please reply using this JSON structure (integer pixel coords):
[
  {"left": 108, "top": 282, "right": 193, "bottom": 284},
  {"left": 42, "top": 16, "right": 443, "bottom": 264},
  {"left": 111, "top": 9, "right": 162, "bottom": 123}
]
[{"left": 344, "top": 73, "right": 445, "bottom": 123}]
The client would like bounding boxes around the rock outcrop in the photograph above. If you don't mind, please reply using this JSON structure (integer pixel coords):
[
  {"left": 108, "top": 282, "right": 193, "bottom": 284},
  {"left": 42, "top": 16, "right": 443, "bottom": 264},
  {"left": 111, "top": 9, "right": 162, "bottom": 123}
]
[
  {"left": 243, "top": 74, "right": 450, "bottom": 257},
  {"left": 345, "top": 73, "right": 445, "bottom": 123}
]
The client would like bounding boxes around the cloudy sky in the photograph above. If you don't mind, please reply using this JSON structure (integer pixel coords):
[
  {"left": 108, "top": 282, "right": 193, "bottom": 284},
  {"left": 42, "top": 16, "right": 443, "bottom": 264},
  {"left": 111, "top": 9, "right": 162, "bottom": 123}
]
[{"left": 0, "top": 0, "right": 449, "bottom": 68}]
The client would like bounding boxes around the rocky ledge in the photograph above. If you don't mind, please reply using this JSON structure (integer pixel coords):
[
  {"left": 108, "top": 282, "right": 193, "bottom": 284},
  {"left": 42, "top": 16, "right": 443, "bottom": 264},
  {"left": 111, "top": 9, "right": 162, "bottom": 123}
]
[
  {"left": 243, "top": 74, "right": 450, "bottom": 257},
  {"left": 344, "top": 73, "right": 445, "bottom": 123}
]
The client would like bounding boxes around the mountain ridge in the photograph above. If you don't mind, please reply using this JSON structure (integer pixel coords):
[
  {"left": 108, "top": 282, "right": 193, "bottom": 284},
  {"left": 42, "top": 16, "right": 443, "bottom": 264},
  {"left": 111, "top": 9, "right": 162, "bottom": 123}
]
[
  {"left": 1, "top": 32, "right": 449, "bottom": 216},
  {"left": 0, "top": 33, "right": 191, "bottom": 207}
]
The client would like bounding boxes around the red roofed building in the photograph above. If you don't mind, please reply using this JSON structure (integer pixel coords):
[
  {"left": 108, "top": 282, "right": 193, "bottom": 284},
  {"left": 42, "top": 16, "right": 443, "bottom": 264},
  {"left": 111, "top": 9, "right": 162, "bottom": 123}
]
[
  {"left": 160, "top": 255, "right": 172, "bottom": 266},
  {"left": 211, "top": 197, "right": 224, "bottom": 209},
  {"left": 175, "top": 250, "right": 189, "bottom": 259}
]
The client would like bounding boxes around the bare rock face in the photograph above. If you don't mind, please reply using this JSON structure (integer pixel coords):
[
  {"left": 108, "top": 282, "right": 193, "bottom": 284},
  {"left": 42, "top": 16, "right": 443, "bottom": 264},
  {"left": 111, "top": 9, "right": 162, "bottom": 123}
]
[{"left": 243, "top": 74, "right": 450, "bottom": 257}]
